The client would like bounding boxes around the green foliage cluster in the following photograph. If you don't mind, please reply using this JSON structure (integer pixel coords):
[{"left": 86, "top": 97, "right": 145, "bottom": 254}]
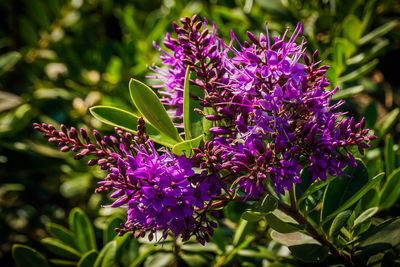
[{"left": 1, "top": 0, "right": 399, "bottom": 266}]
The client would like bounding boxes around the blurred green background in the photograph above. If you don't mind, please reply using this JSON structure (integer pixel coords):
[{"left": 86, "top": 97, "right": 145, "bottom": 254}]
[{"left": 1, "top": 0, "right": 399, "bottom": 266}]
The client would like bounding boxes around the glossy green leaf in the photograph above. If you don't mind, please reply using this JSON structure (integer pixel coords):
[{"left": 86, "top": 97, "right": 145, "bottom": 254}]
[
  {"left": 41, "top": 238, "right": 82, "bottom": 260},
  {"left": 297, "top": 174, "right": 334, "bottom": 206},
  {"left": 46, "top": 223, "right": 78, "bottom": 250},
  {"left": 0, "top": 51, "right": 21, "bottom": 74},
  {"left": 48, "top": 259, "right": 77, "bottom": 266},
  {"left": 172, "top": 134, "right": 203, "bottom": 157},
  {"left": 129, "top": 246, "right": 158, "bottom": 267},
  {"left": 347, "top": 39, "right": 389, "bottom": 65},
  {"left": 377, "top": 108, "right": 400, "bottom": 137},
  {"left": 94, "top": 241, "right": 117, "bottom": 267},
  {"left": 332, "top": 85, "right": 364, "bottom": 101},
  {"left": 360, "top": 20, "right": 399, "bottom": 45},
  {"left": 339, "top": 59, "right": 378, "bottom": 83},
  {"left": 379, "top": 168, "right": 400, "bottom": 210},
  {"left": 12, "top": 244, "right": 50, "bottom": 267},
  {"left": 129, "top": 79, "right": 182, "bottom": 142},
  {"left": 69, "top": 208, "right": 96, "bottom": 253},
  {"left": 353, "top": 207, "right": 378, "bottom": 228},
  {"left": 362, "top": 102, "right": 378, "bottom": 129},
  {"left": 143, "top": 252, "right": 174, "bottom": 267},
  {"left": 384, "top": 135, "right": 395, "bottom": 176},
  {"left": 233, "top": 218, "right": 249, "bottom": 246},
  {"left": 90, "top": 106, "right": 178, "bottom": 147},
  {"left": 103, "top": 216, "right": 123, "bottom": 245},
  {"left": 329, "top": 210, "right": 352, "bottom": 237},
  {"left": 322, "top": 159, "right": 369, "bottom": 219},
  {"left": 78, "top": 250, "right": 98, "bottom": 267},
  {"left": 322, "top": 172, "right": 384, "bottom": 225},
  {"left": 265, "top": 213, "right": 305, "bottom": 233},
  {"left": 289, "top": 244, "right": 329, "bottom": 263}
]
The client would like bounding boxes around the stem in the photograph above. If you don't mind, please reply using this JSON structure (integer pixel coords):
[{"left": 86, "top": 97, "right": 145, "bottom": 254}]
[
  {"left": 277, "top": 200, "right": 354, "bottom": 266},
  {"left": 289, "top": 187, "right": 296, "bottom": 208}
]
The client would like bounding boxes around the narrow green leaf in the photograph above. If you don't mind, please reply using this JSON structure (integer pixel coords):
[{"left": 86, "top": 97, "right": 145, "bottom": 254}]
[
  {"left": 202, "top": 107, "right": 215, "bottom": 138},
  {"left": 78, "top": 250, "right": 98, "bottom": 267},
  {"left": 129, "top": 79, "right": 182, "bottom": 142},
  {"left": 333, "top": 38, "right": 348, "bottom": 75},
  {"left": 46, "top": 223, "right": 78, "bottom": 250},
  {"left": 360, "top": 20, "right": 399, "bottom": 45},
  {"left": 332, "top": 85, "right": 364, "bottom": 101},
  {"left": 143, "top": 253, "right": 174, "bottom": 267},
  {"left": 377, "top": 108, "right": 400, "bottom": 137},
  {"left": 329, "top": 210, "right": 352, "bottom": 237},
  {"left": 339, "top": 59, "right": 378, "bottom": 83},
  {"left": 347, "top": 39, "right": 389, "bottom": 65},
  {"left": 172, "top": 135, "right": 203, "bottom": 157},
  {"left": 183, "top": 66, "right": 192, "bottom": 140},
  {"left": 379, "top": 168, "right": 400, "bottom": 210},
  {"left": 12, "top": 244, "right": 50, "bottom": 267},
  {"left": 41, "top": 238, "right": 82, "bottom": 260},
  {"left": 289, "top": 244, "right": 329, "bottom": 263},
  {"left": 48, "top": 259, "right": 77, "bottom": 266},
  {"left": 297, "top": 175, "right": 334, "bottom": 206},
  {"left": 355, "top": 218, "right": 400, "bottom": 248},
  {"left": 0, "top": 51, "right": 21, "bottom": 74},
  {"left": 353, "top": 207, "right": 378, "bottom": 228},
  {"left": 94, "top": 241, "right": 117, "bottom": 267},
  {"left": 233, "top": 218, "right": 249, "bottom": 246},
  {"left": 103, "top": 216, "right": 123, "bottom": 245},
  {"left": 69, "top": 208, "right": 96, "bottom": 253},
  {"left": 90, "top": 106, "right": 178, "bottom": 148},
  {"left": 265, "top": 213, "right": 305, "bottom": 233},
  {"left": 322, "top": 172, "right": 384, "bottom": 225}
]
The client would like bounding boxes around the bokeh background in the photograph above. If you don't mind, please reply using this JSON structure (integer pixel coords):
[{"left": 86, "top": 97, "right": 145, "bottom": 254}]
[{"left": 1, "top": 0, "right": 399, "bottom": 266}]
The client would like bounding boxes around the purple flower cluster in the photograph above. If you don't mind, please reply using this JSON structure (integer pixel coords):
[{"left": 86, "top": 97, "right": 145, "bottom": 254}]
[
  {"left": 35, "top": 15, "right": 376, "bottom": 245},
  {"left": 153, "top": 18, "right": 375, "bottom": 195}
]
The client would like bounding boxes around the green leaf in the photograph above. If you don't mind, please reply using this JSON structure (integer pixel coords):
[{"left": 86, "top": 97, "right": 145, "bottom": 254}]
[
  {"left": 322, "top": 172, "right": 384, "bottom": 225},
  {"left": 289, "top": 244, "right": 329, "bottom": 263},
  {"left": 339, "top": 59, "right": 378, "bottom": 83},
  {"left": 103, "top": 216, "right": 123, "bottom": 245},
  {"left": 322, "top": 159, "right": 369, "bottom": 219},
  {"left": 354, "top": 218, "right": 400, "bottom": 248},
  {"left": 129, "top": 79, "right": 182, "bottom": 143},
  {"left": 90, "top": 106, "right": 178, "bottom": 147},
  {"left": 342, "top": 15, "right": 362, "bottom": 55},
  {"left": 233, "top": 218, "right": 249, "bottom": 246},
  {"left": 143, "top": 252, "right": 174, "bottom": 267},
  {"left": 362, "top": 102, "right": 378, "bottom": 129},
  {"left": 78, "top": 250, "right": 98, "bottom": 267},
  {"left": 270, "top": 231, "right": 318, "bottom": 247},
  {"left": 69, "top": 208, "right": 96, "bottom": 253},
  {"left": 182, "top": 66, "right": 203, "bottom": 140},
  {"left": 242, "top": 211, "right": 265, "bottom": 222},
  {"left": 48, "top": 259, "right": 77, "bottom": 266},
  {"left": 379, "top": 168, "right": 400, "bottom": 210},
  {"left": 332, "top": 85, "right": 364, "bottom": 101},
  {"left": 360, "top": 20, "right": 399, "bottom": 45},
  {"left": 12, "top": 244, "right": 50, "bottom": 267},
  {"left": 46, "top": 223, "right": 78, "bottom": 250},
  {"left": 329, "top": 210, "right": 352, "bottom": 237},
  {"left": 129, "top": 246, "right": 158, "bottom": 267},
  {"left": 377, "top": 108, "right": 400, "bottom": 137},
  {"left": 257, "top": 194, "right": 278, "bottom": 213},
  {"left": 265, "top": 213, "right": 305, "bottom": 233},
  {"left": 353, "top": 207, "right": 378, "bottom": 228},
  {"left": 0, "top": 51, "right": 21, "bottom": 74},
  {"left": 94, "top": 241, "right": 117, "bottom": 267},
  {"left": 333, "top": 38, "right": 348, "bottom": 75},
  {"left": 202, "top": 107, "right": 215, "bottom": 138},
  {"left": 172, "top": 134, "right": 203, "bottom": 157},
  {"left": 347, "top": 39, "right": 389, "bottom": 65},
  {"left": 297, "top": 173, "right": 334, "bottom": 206},
  {"left": 41, "top": 238, "right": 82, "bottom": 260},
  {"left": 384, "top": 135, "right": 395, "bottom": 176}
]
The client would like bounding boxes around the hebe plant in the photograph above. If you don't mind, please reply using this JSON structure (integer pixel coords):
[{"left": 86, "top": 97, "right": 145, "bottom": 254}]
[{"left": 23, "top": 15, "right": 400, "bottom": 266}]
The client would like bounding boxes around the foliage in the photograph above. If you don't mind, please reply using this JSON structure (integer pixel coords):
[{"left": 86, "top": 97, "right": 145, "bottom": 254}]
[{"left": 1, "top": 0, "right": 400, "bottom": 266}]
